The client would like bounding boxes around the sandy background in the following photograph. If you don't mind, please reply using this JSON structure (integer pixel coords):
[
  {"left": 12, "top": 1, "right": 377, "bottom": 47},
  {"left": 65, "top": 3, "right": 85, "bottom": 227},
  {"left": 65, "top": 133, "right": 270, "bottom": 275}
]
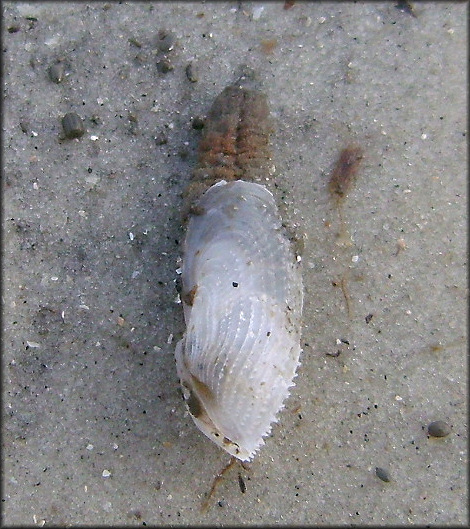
[{"left": 2, "top": 1, "right": 467, "bottom": 526}]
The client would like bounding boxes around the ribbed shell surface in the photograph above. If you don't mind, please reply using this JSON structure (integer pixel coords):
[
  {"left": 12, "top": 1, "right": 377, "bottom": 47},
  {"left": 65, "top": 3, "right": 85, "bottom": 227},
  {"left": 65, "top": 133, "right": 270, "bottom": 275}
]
[{"left": 176, "top": 180, "right": 303, "bottom": 461}]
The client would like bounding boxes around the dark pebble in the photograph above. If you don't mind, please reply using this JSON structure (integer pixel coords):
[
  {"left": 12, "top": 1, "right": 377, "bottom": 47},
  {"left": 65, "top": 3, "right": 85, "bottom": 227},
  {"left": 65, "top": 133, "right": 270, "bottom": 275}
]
[
  {"left": 62, "top": 112, "right": 85, "bottom": 139},
  {"left": 427, "top": 420, "right": 451, "bottom": 438},
  {"left": 157, "top": 59, "right": 173, "bottom": 74},
  {"left": 191, "top": 116, "right": 205, "bottom": 130},
  {"left": 185, "top": 62, "right": 198, "bottom": 83},
  {"left": 375, "top": 467, "right": 390, "bottom": 482},
  {"left": 48, "top": 62, "right": 65, "bottom": 83},
  {"left": 19, "top": 121, "right": 30, "bottom": 134},
  {"left": 157, "top": 30, "right": 176, "bottom": 52}
]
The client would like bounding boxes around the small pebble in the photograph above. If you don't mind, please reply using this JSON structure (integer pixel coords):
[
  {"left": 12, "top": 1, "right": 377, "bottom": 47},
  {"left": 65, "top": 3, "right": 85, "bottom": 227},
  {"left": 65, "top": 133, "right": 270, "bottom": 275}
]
[
  {"left": 375, "top": 467, "right": 391, "bottom": 482},
  {"left": 185, "top": 62, "right": 198, "bottom": 83},
  {"left": 62, "top": 112, "right": 85, "bottom": 139},
  {"left": 157, "top": 30, "right": 176, "bottom": 52},
  {"left": 102, "top": 469, "right": 111, "bottom": 478},
  {"left": 191, "top": 116, "right": 205, "bottom": 130},
  {"left": 156, "top": 58, "right": 173, "bottom": 74},
  {"left": 427, "top": 420, "right": 451, "bottom": 438},
  {"left": 48, "top": 62, "right": 65, "bottom": 83},
  {"left": 19, "top": 121, "right": 30, "bottom": 134}
]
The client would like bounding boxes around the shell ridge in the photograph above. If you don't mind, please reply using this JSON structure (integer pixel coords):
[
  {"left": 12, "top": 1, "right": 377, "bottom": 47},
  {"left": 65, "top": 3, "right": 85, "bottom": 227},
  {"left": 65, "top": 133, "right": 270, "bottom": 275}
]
[{"left": 211, "top": 298, "right": 299, "bottom": 451}]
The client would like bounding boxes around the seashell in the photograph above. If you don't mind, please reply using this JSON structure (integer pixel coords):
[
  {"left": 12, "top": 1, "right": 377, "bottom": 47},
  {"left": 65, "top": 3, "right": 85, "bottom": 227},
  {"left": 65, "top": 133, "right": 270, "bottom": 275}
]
[{"left": 175, "top": 84, "right": 303, "bottom": 461}]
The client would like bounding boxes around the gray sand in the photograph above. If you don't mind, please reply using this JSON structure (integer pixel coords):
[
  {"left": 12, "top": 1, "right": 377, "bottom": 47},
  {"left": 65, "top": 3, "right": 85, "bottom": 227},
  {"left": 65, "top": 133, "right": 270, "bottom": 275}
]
[{"left": 2, "top": 2, "right": 467, "bottom": 525}]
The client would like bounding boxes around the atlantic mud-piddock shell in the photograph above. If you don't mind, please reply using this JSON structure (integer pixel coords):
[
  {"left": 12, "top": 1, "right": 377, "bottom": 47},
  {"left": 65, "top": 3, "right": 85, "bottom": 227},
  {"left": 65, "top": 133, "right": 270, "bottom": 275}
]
[{"left": 175, "top": 84, "right": 303, "bottom": 461}]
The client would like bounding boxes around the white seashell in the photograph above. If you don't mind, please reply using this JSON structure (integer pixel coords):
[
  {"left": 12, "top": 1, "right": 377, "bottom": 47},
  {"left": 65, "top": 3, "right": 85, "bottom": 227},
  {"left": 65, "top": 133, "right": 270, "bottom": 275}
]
[{"left": 176, "top": 179, "right": 303, "bottom": 461}]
